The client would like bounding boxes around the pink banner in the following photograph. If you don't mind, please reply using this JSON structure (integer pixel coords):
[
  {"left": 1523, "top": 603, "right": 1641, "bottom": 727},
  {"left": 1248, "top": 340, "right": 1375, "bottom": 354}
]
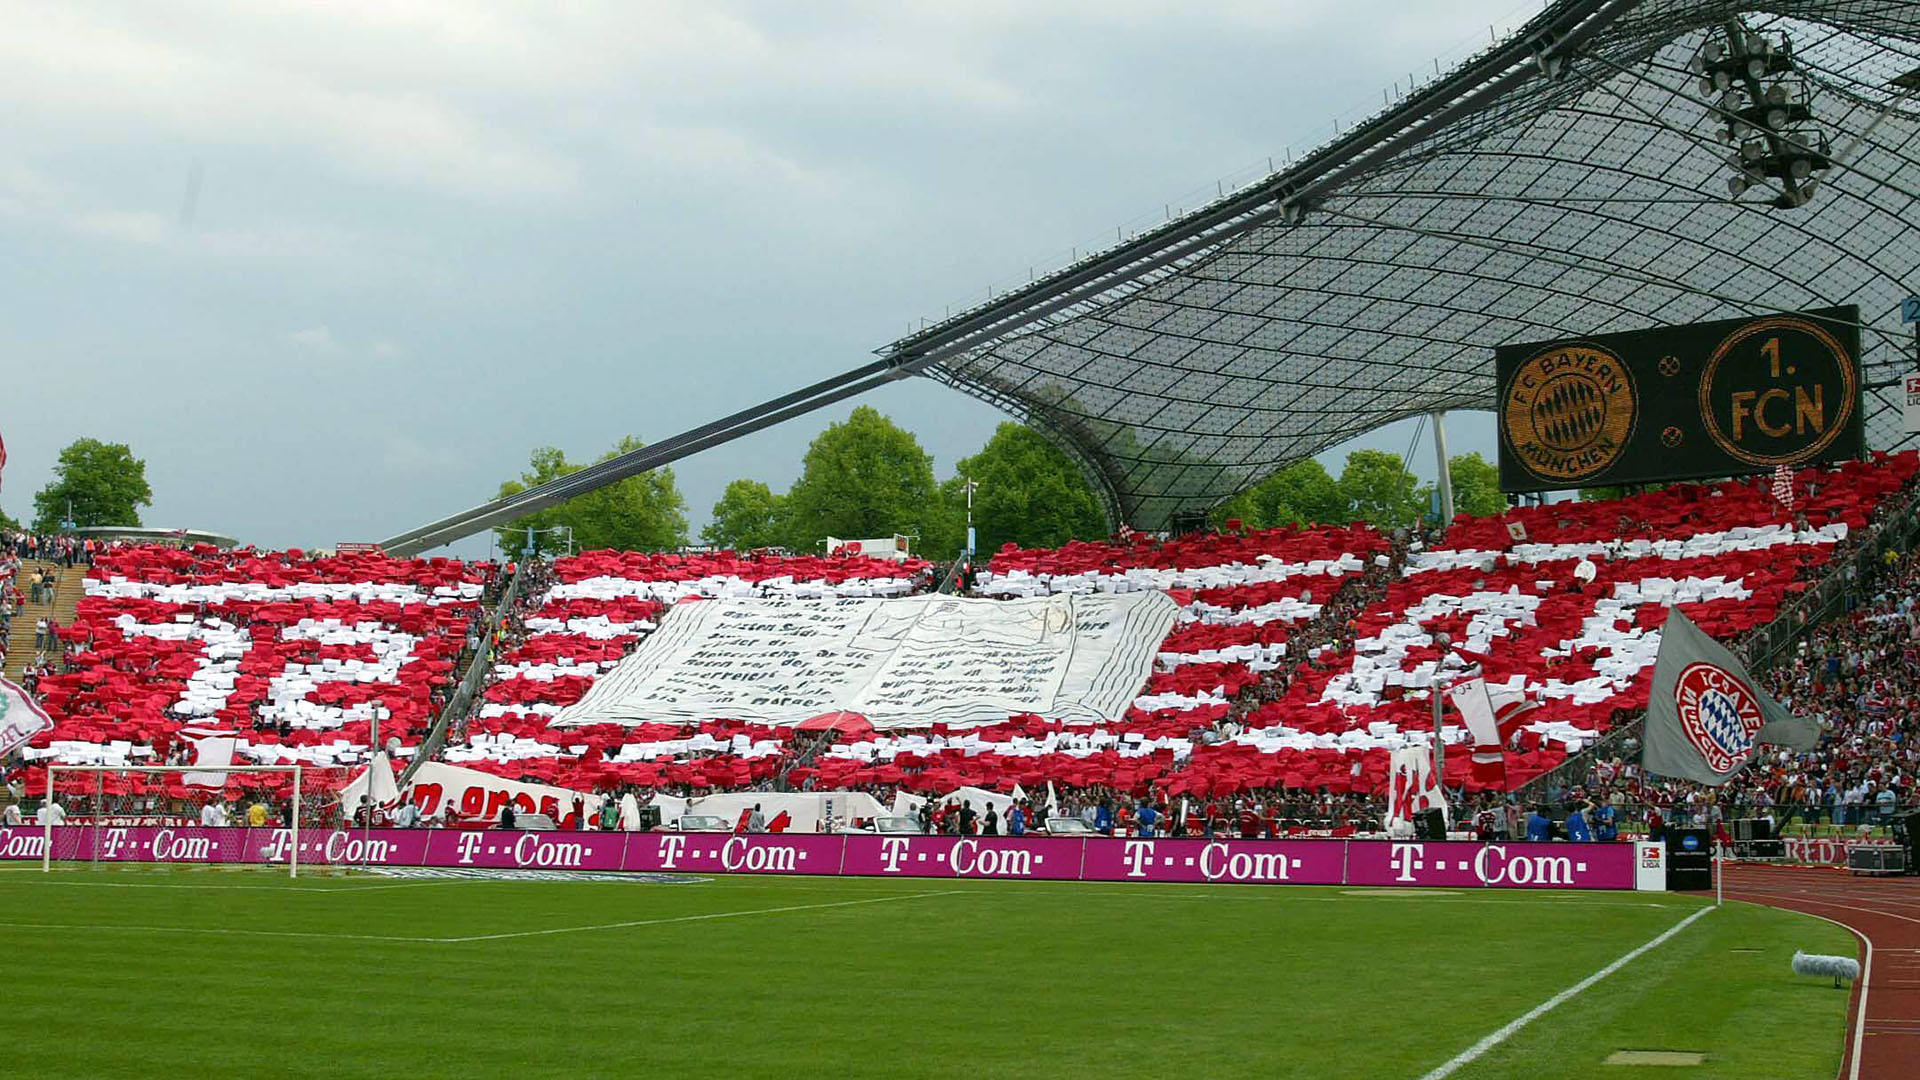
[
  {"left": 630, "top": 832, "right": 846, "bottom": 876},
  {"left": 840, "top": 835, "right": 1084, "bottom": 880},
  {"left": 1078, "top": 837, "right": 1345, "bottom": 885},
  {"left": 422, "top": 828, "right": 628, "bottom": 871},
  {"left": 1, "top": 826, "right": 1645, "bottom": 890},
  {"left": 1343, "top": 840, "right": 1635, "bottom": 890}
]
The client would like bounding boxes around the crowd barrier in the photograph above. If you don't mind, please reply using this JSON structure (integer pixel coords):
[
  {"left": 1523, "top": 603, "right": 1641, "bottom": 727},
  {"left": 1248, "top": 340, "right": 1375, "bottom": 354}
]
[{"left": 0, "top": 826, "right": 1661, "bottom": 890}]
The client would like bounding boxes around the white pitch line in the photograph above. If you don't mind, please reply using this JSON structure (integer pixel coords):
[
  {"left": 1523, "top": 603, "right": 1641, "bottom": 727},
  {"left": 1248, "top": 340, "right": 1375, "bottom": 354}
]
[
  {"left": 1732, "top": 902, "right": 1872, "bottom": 1080},
  {"left": 0, "top": 889, "right": 963, "bottom": 946},
  {"left": 0, "top": 921, "right": 442, "bottom": 943},
  {"left": 441, "top": 889, "right": 964, "bottom": 943},
  {"left": 0, "top": 879, "right": 454, "bottom": 893},
  {"left": 1416, "top": 904, "right": 1714, "bottom": 1080}
]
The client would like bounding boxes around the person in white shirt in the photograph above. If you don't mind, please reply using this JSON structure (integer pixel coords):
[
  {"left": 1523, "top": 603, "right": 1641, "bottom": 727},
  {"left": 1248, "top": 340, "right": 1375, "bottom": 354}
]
[
  {"left": 3, "top": 803, "right": 22, "bottom": 826},
  {"left": 394, "top": 801, "right": 422, "bottom": 828},
  {"left": 36, "top": 801, "right": 66, "bottom": 826},
  {"left": 199, "top": 801, "right": 229, "bottom": 828}
]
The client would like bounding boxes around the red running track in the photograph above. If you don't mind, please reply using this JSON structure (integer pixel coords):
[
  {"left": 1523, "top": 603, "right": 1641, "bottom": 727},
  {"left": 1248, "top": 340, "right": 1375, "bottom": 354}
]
[{"left": 1721, "top": 863, "right": 1920, "bottom": 1080}]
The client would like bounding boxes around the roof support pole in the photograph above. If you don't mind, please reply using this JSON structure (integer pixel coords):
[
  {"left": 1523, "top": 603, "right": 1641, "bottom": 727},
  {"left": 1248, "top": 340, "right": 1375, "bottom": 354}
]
[{"left": 1432, "top": 409, "right": 1455, "bottom": 526}]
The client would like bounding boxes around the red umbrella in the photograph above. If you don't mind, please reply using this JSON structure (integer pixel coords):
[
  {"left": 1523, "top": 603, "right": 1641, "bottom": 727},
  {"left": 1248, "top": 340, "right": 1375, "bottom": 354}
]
[{"left": 797, "top": 711, "right": 874, "bottom": 739}]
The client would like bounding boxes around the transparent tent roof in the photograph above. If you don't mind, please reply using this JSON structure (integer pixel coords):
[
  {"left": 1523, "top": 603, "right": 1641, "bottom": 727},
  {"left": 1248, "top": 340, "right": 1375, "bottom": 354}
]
[{"left": 881, "top": 0, "right": 1920, "bottom": 530}]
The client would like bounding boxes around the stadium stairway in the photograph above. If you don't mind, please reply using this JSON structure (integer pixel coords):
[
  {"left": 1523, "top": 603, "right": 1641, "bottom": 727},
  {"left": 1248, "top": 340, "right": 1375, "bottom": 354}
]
[{"left": 4, "top": 559, "right": 85, "bottom": 682}]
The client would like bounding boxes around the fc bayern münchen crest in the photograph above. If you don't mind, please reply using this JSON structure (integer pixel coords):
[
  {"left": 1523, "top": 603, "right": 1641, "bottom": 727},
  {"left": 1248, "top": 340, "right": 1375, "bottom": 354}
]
[{"left": 1672, "top": 661, "right": 1764, "bottom": 774}]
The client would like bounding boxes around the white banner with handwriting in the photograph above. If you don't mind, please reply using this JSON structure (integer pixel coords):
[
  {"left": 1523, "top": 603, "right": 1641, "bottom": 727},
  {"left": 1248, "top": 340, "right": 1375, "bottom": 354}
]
[{"left": 555, "top": 593, "right": 1178, "bottom": 730}]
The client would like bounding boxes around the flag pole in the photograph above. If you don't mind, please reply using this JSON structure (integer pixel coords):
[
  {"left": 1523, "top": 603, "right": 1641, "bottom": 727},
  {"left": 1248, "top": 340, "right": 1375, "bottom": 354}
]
[{"left": 1432, "top": 634, "right": 1453, "bottom": 830}]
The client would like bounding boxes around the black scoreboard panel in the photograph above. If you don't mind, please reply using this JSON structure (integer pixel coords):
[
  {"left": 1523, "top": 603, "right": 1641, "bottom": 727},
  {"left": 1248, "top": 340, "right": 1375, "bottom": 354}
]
[{"left": 1495, "top": 306, "right": 1862, "bottom": 494}]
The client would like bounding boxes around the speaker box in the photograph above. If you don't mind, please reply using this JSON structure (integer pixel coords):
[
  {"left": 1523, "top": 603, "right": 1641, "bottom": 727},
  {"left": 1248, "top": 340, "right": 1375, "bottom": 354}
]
[
  {"left": 1413, "top": 808, "right": 1447, "bottom": 840},
  {"left": 638, "top": 805, "right": 662, "bottom": 831}
]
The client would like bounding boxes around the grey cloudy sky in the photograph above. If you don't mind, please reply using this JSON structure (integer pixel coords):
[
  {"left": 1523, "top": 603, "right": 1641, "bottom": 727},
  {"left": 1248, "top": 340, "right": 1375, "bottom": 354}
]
[{"left": 0, "top": 0, "right": 1536, "bottom": 556}]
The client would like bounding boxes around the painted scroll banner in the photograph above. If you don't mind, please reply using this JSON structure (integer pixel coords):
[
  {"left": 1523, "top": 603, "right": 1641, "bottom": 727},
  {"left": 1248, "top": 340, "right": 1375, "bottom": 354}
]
[{"left": 554, "top": 592, "right": 1180, "bottom": 730}]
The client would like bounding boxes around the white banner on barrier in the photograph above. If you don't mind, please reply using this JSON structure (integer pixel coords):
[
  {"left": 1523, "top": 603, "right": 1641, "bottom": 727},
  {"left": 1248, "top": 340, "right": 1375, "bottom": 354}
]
[
  {"left": 556, "top": 593, "right": 1179, "bottom": 729},
  {"left": 1905, "top": 374, "right": 1920, "bottom": 434},
  {"left": 344, "top": 760, "right": 604, "bottom": 825}
]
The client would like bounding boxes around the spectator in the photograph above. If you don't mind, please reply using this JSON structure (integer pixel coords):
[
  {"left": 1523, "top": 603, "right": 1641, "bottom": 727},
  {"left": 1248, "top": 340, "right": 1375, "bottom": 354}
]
[
  {"left": 1525, "top": 804, "right": 1552, "bottom": 842},
  {"left": 1136, "top": 799, "right": 1159, "bottom": 838}
]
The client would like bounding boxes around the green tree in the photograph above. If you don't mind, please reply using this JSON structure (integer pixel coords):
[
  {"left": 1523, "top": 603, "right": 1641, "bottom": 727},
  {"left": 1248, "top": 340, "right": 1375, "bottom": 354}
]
[
  {"left": 494, "top": 436, "right": 688, "bottom": 558},
  {"left": 940, "top": 423, "right": 1107, "bottom": 556},
  {"left": 782, "top": 406, "right": 957, "bottom": 557},
  {"left": 32, "top": 438, "right": 153, "bottom": 532},
  {"left": 702, "top": 479, "right": 787, "bottom": 550},
  {"left": 1212, "top": 459, "right": 1346, "bottom": 530},
  {"left": 1447, "top": 452, "right": 1506, "bottom": 519},
  {"left": 1337, "top": 449, "right": 1428, "bottom": 530},
  {"left": 0, "top": 504, "right": 18, "bottom": 532},
  {"left": 1580, "top": 481, "right": 1672, "bottom": 501}
]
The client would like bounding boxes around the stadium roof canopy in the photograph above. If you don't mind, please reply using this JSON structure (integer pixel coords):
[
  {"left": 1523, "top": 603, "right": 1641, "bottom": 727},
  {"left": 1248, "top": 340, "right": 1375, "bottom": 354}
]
[
  {"left": 880, "top": 0, "right": 1920, "bottom": 530},
  {"left": 385, "top": 0, "right": 1920, "bottom": 555}
]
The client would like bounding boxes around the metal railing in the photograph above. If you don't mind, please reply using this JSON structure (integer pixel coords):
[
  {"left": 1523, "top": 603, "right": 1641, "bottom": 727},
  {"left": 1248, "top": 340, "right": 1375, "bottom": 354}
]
[{"left": 398, "top": 560, "right": 529, "bottom": 786}]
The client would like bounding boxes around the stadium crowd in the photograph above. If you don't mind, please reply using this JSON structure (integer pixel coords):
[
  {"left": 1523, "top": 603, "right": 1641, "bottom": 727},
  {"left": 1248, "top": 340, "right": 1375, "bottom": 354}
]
[{"left": 5, "top": 453, "right": 1919, "bottom": 846}]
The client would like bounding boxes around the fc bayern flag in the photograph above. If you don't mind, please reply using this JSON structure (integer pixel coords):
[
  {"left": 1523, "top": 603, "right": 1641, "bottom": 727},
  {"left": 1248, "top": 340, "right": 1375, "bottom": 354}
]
[
  {"left": 0, "top": 676, "right": 54, "bottom": 758},
  {"left": 1641, "top": 608, "right": 1818, "bottom": 784}
]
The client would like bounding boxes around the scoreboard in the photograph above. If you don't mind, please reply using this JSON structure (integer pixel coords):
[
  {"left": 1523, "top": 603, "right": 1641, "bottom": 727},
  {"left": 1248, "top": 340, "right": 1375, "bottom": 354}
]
[{"left": 1495, "top": 306, "right": 1862, "bottom": 493}]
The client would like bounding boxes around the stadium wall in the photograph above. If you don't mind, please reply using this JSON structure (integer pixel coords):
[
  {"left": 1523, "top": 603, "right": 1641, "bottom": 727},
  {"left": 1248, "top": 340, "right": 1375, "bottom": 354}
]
[{"left": 1, "top": 826, "right": 1653, "bottom": 890}]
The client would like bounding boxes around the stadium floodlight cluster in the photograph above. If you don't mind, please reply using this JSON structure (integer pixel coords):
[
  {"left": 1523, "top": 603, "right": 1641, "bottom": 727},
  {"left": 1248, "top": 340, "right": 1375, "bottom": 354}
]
[
  {"left": 385, "top": 0, "right": 1920, "bottom": 553},
  {"left": 884, "top": 0, "right": 1920, "bottom": 530}
]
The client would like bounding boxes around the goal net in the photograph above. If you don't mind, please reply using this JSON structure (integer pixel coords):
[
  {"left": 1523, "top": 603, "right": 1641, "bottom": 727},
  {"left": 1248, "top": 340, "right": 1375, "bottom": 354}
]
[{"left": 38, "top": 764, "right": 355, "bottom": 877}]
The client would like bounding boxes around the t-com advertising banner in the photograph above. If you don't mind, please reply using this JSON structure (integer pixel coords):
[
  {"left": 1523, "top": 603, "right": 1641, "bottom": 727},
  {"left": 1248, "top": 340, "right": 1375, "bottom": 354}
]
[
  {"left": 1343, "top": 840, "right": 1636, "bottom": 889},
  {"left": 1496, "top": 306, "right": 1862, "bottom": 493},
  {"left": 2, "top": 828, "right": 1652, "bottom": 891}
]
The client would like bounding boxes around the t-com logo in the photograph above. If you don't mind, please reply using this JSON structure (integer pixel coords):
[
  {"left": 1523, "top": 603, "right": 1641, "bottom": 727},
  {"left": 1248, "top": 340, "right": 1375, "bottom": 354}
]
[
  {"left": 1387, "top": 843, "right": 1581, "bottom": 886},
  {"left": 1699, "top": 315, "right": 1855, "bottom": 467},
  {"left": 1674, "top": 661, "right": 1764, "bottom": 774},
  {"left": 1501, "top": 343, "right": 1639, "bottom": 483},
  {"left": 1120, "top": 840, "right": 1297, "bottom": 883},
  {"left": 454, "top": 831, "right": 588, "bottom": 868},
  {"left": 876, "top": 837, "right": 1037, "bottom": 877}
]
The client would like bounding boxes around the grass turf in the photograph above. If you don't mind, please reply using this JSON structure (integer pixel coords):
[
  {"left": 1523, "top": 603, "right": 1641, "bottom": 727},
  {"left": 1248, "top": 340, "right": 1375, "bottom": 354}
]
[{"left": 0, "top": 866, "right": 1853, "bottom": 1078}]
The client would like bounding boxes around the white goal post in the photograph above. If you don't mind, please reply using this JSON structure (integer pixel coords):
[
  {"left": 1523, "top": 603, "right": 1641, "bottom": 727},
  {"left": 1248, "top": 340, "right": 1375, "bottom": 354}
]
[{"left": 43, "top": 764, "right": 306, "bottom": 878}]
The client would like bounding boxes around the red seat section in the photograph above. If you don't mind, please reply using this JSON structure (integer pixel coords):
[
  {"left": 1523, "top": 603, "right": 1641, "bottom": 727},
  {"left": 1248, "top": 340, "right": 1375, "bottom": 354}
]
[{"left": 15, "top": 544, "right": 495, "bottom": 800}]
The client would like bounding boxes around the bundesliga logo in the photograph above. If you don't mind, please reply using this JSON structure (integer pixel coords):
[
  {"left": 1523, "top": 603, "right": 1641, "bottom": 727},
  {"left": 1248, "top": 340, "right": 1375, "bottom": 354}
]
[{"left": 1673, "top": 661, "right": 1764, "bottom": 774}]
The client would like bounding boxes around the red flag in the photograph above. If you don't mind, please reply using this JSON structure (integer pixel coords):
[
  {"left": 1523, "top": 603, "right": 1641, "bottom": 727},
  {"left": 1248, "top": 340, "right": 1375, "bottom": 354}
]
[{"left": 0, "top": 428, "right": 7, "bottom": 493}]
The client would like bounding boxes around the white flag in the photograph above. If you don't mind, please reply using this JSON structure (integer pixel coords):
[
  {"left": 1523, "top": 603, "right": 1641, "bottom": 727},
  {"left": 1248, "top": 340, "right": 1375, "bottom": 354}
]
[
  {"left": 1385, "top": 744, "right": 1445, "bottom": 836},
  {"left": 179, "top": 725, "right": 237, "bottom": 790},
  {"left": 1446, "top": 676, "right": 1539, "bottom": 784},
  {"left": 0, "top": 677, "right": 54, "bottom": 758}
]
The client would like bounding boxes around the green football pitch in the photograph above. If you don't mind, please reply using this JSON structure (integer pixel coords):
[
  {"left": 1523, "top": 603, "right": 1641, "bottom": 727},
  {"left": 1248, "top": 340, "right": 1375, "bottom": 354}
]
[{"left": 0, "top": 866, "right": 1853, "bottom": 1079}]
